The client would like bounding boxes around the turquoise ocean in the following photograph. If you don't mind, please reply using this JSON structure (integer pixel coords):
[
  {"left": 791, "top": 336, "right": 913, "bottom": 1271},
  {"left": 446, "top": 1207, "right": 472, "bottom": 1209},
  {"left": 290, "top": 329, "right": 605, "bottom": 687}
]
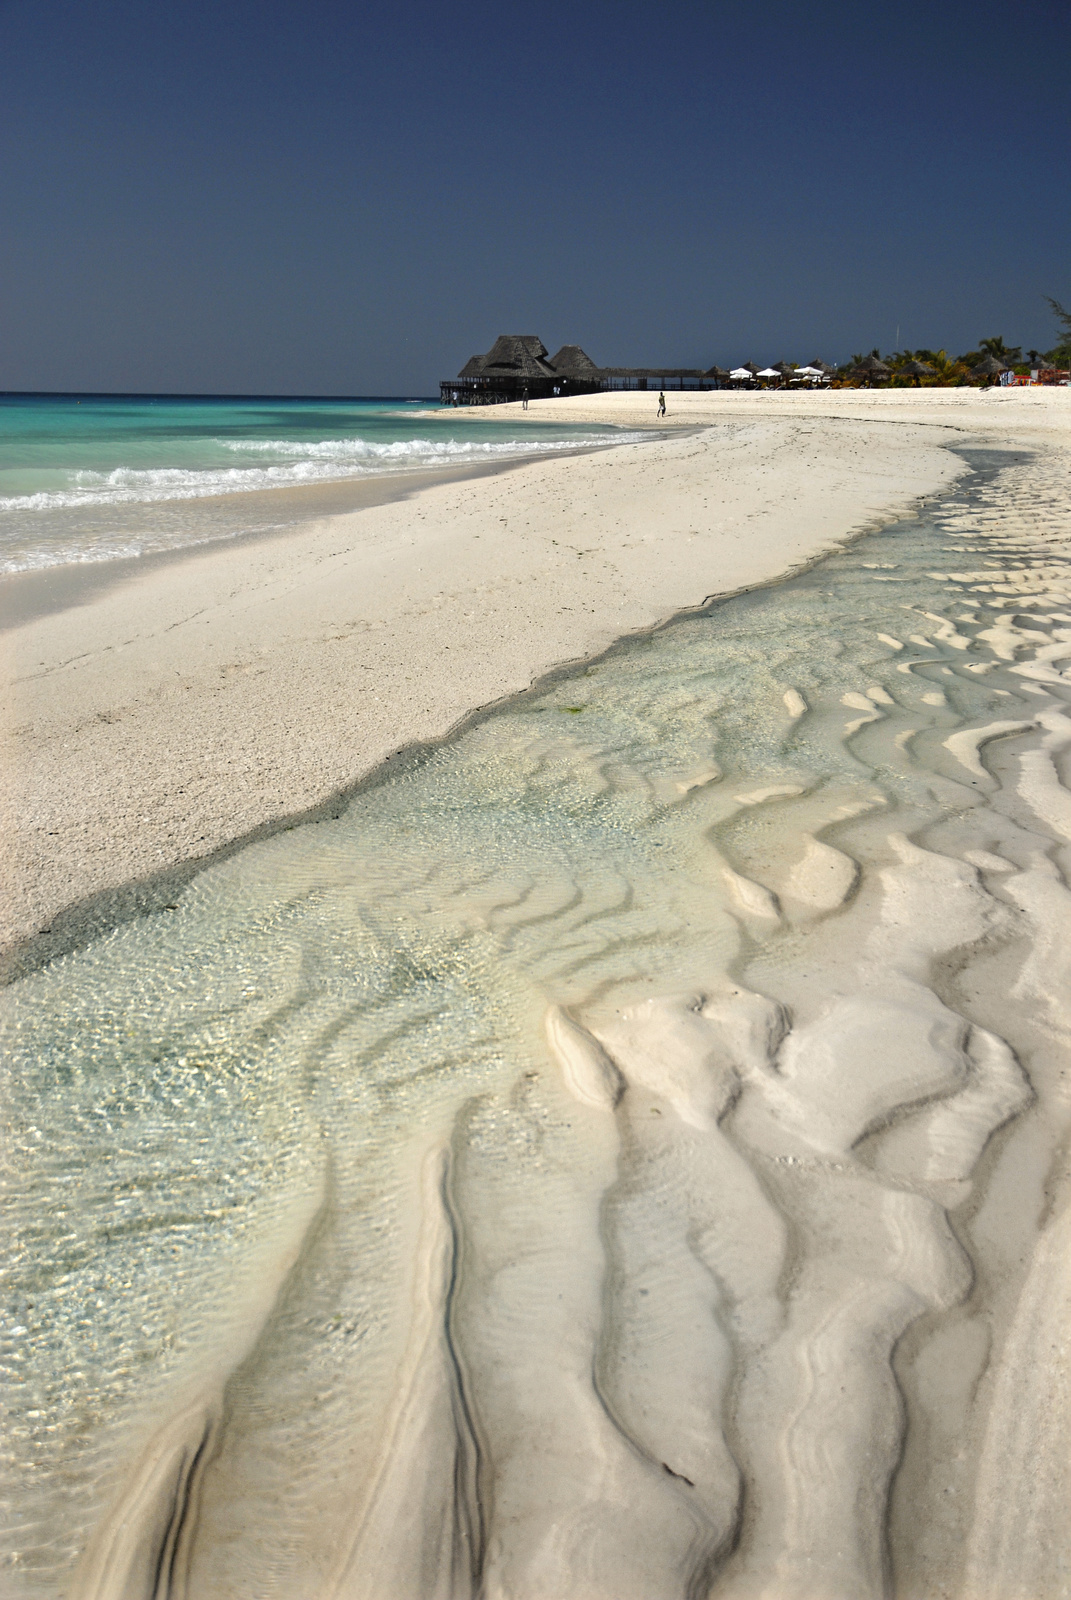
[{"left": 0, "top": 395, "right": 631, "bottom": 574}]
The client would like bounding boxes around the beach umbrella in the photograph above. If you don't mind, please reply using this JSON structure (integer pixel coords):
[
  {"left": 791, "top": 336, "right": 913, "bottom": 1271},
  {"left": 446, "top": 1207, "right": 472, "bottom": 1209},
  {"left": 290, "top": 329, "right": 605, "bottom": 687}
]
[
  {"left": 792, "top": 365, "right": 824, "bottom": 377},
  {"left": 729, "top": 367, "right": 754, "bottom": 381},
  {"left": 756, "top": 367, "right": 781, "bottom": 378},
  {"left": 851, "top": 354, "right": 890, "bottom": 386},
  {"left": 899, "top": 359, "right": 936, "bottom": 387},
  {"left": 972, "top": 353, "right": 1008, "bottom": 387}
]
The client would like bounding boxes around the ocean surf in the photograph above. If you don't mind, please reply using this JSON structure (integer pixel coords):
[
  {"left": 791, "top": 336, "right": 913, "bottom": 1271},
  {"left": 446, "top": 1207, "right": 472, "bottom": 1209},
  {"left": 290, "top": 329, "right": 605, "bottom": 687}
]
[{"left": 0, "top": 395, "right": 636, "bottom": 573}]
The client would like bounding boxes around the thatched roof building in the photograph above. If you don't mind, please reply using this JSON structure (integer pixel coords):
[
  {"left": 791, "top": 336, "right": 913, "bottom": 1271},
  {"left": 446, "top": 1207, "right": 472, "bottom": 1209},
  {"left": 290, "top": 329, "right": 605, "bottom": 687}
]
[
  {"left": 458, "top": 336, "right": 558, "bottom": 384},
  {"left": 547, "top": 345, "right": 602, "bottom": 380},
  {"left": 440, "top": 334, "right": 736, "bottom": 404},
  {"left": 444, "top": 335, "right": 597, "bottom": 404}
]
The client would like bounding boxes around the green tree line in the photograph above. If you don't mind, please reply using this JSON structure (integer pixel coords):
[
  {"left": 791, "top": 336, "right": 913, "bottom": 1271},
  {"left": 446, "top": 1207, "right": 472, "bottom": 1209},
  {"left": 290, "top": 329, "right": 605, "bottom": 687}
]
[{"left": 837, "top": 296, "right": 1071, "bottom": 385}]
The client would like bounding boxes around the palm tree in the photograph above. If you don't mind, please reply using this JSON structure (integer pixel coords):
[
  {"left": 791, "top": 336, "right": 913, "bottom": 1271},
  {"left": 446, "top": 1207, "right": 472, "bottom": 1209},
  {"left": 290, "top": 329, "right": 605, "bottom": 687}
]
[
  {"left": 1045, "top": 297, "right": 1071, "bottom": 369},
  {"left": 979, "top": 335, "right": 1022, "bottom": 365},
  {"left": 1046, "top": 296, "right": 1071, "bottom": 336},
  {"left": 910, "top": 349, "right": 970, "bottom": 385}
]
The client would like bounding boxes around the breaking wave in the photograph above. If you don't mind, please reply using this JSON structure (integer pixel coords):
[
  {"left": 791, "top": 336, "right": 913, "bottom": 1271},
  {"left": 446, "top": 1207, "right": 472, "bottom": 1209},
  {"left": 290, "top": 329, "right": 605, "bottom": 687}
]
[{"left": 0, "top": 434, "right": 640, "bottom": 514}]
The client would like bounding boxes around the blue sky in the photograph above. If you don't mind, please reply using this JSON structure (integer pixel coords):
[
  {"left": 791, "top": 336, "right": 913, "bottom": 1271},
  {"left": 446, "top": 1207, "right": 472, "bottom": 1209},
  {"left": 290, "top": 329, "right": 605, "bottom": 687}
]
[{"left": 1, "top": 0, "right": 1068, "bottom": 393}]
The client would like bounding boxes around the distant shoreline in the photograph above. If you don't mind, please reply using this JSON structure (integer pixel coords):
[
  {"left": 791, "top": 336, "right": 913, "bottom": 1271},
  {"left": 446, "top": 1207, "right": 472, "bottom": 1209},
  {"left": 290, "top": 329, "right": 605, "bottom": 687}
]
[{"left": 0, "top": 390, "right": 442, "bottom": 401}]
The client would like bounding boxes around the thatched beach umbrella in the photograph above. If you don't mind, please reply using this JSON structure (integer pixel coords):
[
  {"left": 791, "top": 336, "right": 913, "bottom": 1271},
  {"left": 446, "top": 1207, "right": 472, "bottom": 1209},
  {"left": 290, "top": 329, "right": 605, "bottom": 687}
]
[
  {"left": 852, "top": 354, "right": 891, "bottom": 386},
  {"left": 900, "top": 359, "right": 936, "bottom": 386},
  {"left": 972, "top": 353, "right": 1008, "bottom": 385}
]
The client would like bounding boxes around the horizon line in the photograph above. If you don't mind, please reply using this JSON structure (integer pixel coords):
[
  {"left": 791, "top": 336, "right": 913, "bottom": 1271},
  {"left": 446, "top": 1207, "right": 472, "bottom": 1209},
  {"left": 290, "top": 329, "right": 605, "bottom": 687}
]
[{"left": 0, "top": 390, "right": 441, "bottom": 402}]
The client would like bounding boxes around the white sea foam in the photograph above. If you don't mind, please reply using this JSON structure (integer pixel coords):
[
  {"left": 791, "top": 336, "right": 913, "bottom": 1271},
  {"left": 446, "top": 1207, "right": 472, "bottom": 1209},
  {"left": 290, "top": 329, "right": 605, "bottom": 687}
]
[{"left": 0, "top": 434, "right": 639, "bottom": 515}]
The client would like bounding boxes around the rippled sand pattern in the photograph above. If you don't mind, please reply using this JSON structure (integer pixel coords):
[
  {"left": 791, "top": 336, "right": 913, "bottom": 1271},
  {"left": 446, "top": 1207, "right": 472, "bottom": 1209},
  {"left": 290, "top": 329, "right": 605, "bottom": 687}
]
[{"left": 3, "top": 448, "right": 1070, "bottom": 1599}]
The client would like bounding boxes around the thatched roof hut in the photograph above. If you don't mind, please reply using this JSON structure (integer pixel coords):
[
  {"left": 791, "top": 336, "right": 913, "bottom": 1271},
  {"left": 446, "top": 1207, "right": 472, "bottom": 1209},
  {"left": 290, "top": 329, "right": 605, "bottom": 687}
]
[
  {"left": 473, "top": 335, "right": 558, "bottom": 381},
  {"left": 972, "top": 353, "right": 1008, "bottom": 387},
  {"left": 900, "top": 359, "right": 936, "bottom": 378},
  {"left": 548, "top": 345, "right": 601, "bottom": 379},
  {"left": 848, "top": 354, "right": 891, "bottom": 386},
  {"left": 853, "top": 354, "right": 890, "bottom": 377},
  {"left": 456, "top": 336, "right": 558, "bottom": 382},
  {"left": 444, "top": 335, "right": 561, "bottom": 404}
]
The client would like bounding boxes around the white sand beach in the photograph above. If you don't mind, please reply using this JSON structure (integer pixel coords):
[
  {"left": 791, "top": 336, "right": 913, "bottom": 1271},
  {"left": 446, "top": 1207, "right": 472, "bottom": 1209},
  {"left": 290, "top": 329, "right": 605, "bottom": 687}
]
[
  {"left": 4, "top": 389, "right": 1071, "bottom": 1600},
  {"left": 9, "top": 388, "right": 1065, "bottom": 971}
]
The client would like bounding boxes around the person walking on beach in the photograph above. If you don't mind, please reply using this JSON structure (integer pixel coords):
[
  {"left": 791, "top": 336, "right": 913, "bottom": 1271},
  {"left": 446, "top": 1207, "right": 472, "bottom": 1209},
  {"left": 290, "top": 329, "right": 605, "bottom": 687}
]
[
  {"left": 522, "top": 386, "right": 529, "bottom": 411},
  {"left": 657, "top": 390, "right": 666, "bottom": 418}
]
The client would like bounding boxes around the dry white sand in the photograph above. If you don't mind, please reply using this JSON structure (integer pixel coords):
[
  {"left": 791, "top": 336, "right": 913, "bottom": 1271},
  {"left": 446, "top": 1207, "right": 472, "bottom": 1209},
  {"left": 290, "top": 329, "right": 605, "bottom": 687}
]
[{"left": 9, "top": 389, "right": 1066, "bottom": 973}]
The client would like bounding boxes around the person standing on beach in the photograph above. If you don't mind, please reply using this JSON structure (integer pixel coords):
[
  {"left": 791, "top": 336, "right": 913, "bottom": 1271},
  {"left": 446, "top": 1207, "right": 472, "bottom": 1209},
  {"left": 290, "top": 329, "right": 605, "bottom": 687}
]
[
  {"left": 657, "top": 390, "right": 666, "bottom": 417},
  {"left": 522, "top": 386, "right": 529, "bottom": 410}
]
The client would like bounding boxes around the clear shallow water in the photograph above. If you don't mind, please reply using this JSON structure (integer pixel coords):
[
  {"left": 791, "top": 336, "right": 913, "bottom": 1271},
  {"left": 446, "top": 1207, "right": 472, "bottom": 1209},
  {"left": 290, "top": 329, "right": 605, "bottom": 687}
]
[
  {"left": 0, "top": 396, "right": 633, "bottom": 572},
  {"left": 2, "top": 450, "right": 1071, "bottom": 1598}
]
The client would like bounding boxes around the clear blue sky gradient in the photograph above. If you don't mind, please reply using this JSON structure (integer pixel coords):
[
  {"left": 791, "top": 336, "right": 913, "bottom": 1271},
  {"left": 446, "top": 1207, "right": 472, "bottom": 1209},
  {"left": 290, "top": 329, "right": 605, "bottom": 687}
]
[{"left": 1, "top": 0, "right": 1068, "bottom": 393}]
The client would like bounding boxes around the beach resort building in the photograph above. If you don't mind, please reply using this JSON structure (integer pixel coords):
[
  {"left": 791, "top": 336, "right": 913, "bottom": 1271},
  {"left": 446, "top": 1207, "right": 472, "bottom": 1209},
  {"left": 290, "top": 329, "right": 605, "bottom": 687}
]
[
  {"left": 442, "top": 336, "right": 588, "bottom": 406},
  {"left": 441, "top": 336, "right": 731, "bottom": 404}
]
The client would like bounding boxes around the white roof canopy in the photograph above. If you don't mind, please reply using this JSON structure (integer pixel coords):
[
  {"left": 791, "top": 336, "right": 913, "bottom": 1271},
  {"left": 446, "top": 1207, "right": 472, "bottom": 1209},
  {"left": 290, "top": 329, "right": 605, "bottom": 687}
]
[
  {"left": 756, "top": 367, "right": 781, "bottom": 378},
  {"left": 729, "top": 367, "right": 753, "bottom": 379},
  {"left": 792, "top": 365, "right": 824, "bottom": 377}
]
